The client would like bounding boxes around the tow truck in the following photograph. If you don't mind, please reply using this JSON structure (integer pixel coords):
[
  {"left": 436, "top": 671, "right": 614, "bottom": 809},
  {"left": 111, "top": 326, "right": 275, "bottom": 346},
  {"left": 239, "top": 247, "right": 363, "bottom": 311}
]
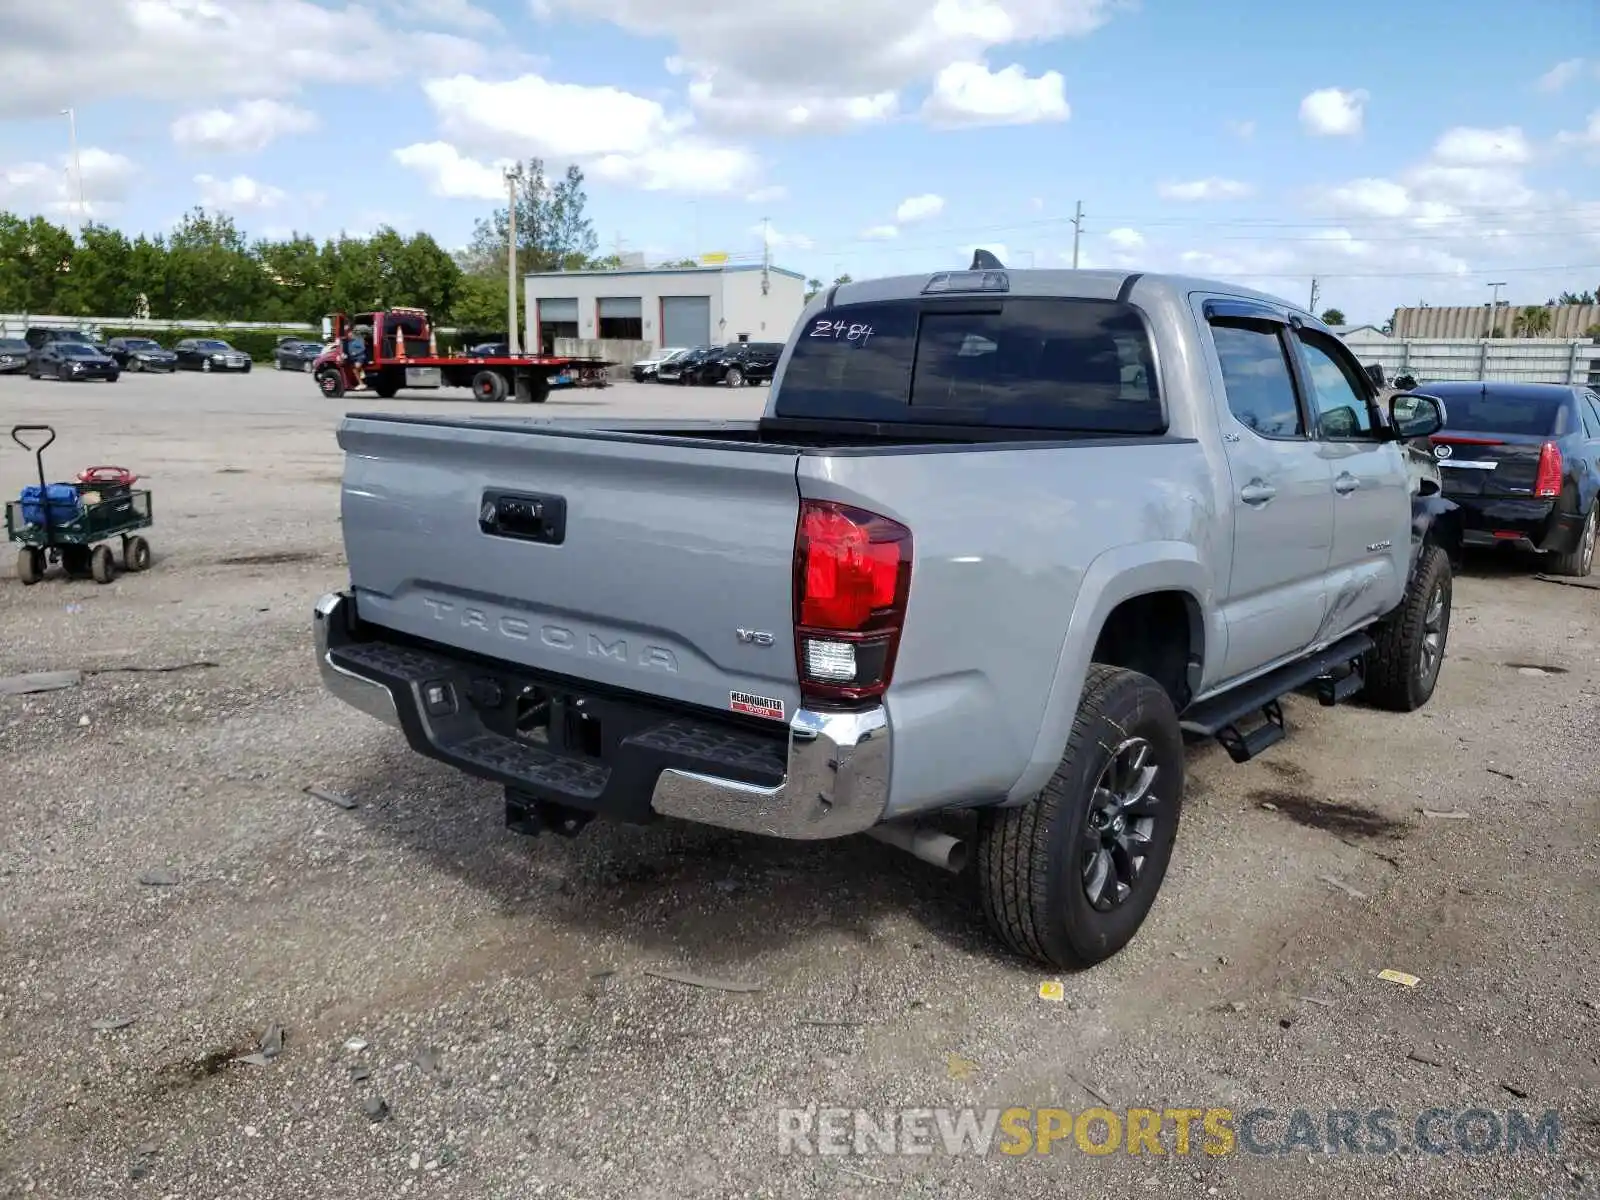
[{"left": 312, "top": 308, "right": 614, "bottom": 404}]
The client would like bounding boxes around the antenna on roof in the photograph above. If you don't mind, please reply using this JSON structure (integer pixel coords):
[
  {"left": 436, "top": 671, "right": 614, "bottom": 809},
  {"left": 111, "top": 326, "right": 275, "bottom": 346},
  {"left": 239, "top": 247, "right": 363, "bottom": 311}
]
[{"left": 969, "top": 248, "right": 1005, "bottom": 270}]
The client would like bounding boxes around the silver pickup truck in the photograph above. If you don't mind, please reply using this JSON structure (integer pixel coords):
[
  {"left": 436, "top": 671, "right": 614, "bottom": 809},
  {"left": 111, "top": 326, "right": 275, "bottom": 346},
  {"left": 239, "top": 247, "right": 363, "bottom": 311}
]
[{"left": 315, "top": 261, "right": 1460, "bottom": 968}]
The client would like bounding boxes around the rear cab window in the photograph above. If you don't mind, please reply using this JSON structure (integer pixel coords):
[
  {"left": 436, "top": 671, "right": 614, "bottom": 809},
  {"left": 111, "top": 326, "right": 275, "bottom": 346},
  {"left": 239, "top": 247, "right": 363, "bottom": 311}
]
[{"left": 776, "top": 298, "right": 1163, "bottom": 434}]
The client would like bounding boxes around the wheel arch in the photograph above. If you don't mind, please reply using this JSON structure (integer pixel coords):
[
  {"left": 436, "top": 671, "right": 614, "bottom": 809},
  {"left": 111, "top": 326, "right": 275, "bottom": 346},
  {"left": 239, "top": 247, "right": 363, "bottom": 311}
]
[{"left": 1005, "top": 544, "right": 1219, "bottom": 806}]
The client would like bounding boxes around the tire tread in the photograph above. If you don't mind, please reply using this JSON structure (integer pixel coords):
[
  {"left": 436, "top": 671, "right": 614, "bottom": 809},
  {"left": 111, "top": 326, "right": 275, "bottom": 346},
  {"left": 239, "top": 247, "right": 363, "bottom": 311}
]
[{"left": 1364, "top": 544, "right": 1449, "bottom": 712}]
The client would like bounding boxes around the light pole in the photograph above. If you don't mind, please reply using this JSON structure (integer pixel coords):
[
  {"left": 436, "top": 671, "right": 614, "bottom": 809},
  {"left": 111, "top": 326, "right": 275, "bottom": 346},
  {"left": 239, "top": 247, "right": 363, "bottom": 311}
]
[
  {"left": 504, "top": 165, "right": 521, "bottom": 355},
  {"left": 1487, "top": 281, "right": 1507, "bottom": 337},
  {"left": 61, "top": 107, "right": 84, "bottom": 228}
]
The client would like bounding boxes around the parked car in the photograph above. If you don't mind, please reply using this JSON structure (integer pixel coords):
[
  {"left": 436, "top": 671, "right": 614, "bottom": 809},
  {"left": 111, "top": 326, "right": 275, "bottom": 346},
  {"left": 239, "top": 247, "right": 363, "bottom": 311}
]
[
  {"left": 24, "top": 326, "right": 96, "bottom": 352},
  {"left": 106, "top": 337, "right": 178, "bottom": 372},
  {"left": 0, "top": 337, "right": 30, "bottom": 374},
  {"left": 631, "top": 347, "right": 688, "bottom": 382},
  {"left": 1424, "top": 381, "right": 1600, "bottom": 576},
  {"left": 687, "top": 341, "right": 784, "bottom": 386},
  {"left": 274, "top": 339, "right": 324, "bottom": 371},
  {"left": 174, "top": 338, "right": 252, "bottom": 372},
  {"left": 313, "top": 261, "right": 1459, "bottom": 969},
  {"left": 656, "top": 344, "right": 718, "bottom": 383},
  {"left": 28, "top": 341, "right": 120, "bottom": 382}
]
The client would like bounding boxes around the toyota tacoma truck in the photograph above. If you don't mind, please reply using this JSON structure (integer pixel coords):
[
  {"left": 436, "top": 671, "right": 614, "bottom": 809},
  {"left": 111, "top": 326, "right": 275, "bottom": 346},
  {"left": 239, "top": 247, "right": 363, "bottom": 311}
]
[{"left": 314, "top": 259, "right": 1460, "bottom": 968}]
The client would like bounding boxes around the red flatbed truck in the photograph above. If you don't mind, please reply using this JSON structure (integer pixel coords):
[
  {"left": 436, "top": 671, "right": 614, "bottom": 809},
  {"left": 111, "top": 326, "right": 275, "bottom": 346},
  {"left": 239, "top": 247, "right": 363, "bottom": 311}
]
[{"left": 312, "top": 307, "right": 614, "bottom": 404}]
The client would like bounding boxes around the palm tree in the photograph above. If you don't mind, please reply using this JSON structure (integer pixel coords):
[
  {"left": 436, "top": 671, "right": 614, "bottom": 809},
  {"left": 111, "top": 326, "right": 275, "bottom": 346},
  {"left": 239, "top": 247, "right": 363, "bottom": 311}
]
[{"left": 1513, "top": 305, "right": 1553, "bottom": 337}]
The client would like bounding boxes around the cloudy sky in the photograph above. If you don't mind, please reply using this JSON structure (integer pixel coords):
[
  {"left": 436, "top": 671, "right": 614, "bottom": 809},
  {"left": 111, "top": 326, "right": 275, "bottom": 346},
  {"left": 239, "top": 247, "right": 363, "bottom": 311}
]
[{"left": 1, "top": 0, "right": 1598, "bottom": 322}]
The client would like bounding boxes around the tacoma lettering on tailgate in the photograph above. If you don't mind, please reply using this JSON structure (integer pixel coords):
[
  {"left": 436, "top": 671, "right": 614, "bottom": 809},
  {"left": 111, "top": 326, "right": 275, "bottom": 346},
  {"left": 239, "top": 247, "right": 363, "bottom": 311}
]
[{"left": 420, "top": 597, "right": 678, "bottom": 672}]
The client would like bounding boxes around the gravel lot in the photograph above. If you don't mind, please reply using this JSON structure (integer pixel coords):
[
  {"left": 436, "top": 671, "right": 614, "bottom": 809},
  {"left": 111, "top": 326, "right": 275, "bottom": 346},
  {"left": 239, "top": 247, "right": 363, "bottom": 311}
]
[{"left": 0, "top": 368, "right": 1596, "bottom": 1200}]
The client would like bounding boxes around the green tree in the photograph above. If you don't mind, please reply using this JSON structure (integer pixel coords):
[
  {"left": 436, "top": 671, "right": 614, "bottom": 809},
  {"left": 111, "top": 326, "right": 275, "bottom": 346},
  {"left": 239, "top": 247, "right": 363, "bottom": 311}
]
[
  {"left": 804, "top": 277, "right": 823, "bottom": 301},
  {"left": 1319, "top": 307, "right": 1346, "bottom": 326},
  {"left": 463, "top": 159, "right": 599, "bottom": 275},
  {"left": 165, "top": 208, "right": 268, "bottom": 318},
  {"left": 0, "top": 214, "right": 75, "bottom": 313},
  {"left": 658, "top": 258, "right": 699, "bottom": 269},
  {"left": 58, "top": 224, "right": 140, "bottom": 316},
  {"left": 256, "top": 233, "right": 328, "bottom": 322},
  {"left": 832, "top": 273, "right": 853, "bottom": 286},
  {"left": 450, "top": 271, "right": 512, "bottom": 332},
  {"left": 1513, "top": 305, "right": 1553, "bottom": 337}
]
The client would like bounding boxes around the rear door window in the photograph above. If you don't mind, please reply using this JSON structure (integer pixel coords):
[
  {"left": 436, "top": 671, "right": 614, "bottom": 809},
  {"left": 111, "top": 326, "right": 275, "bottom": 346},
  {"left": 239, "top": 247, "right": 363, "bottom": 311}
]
[
  {"left": 1209, "top": 322, "right": 1304, "bottom": 439},
  {"left": 776, "top": 298, "right": 1162, "bottom": 433}
]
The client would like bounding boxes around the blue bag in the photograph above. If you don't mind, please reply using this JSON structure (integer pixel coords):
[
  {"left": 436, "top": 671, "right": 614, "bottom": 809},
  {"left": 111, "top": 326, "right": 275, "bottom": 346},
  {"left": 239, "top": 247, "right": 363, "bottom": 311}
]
[{"left": 20, "top": 483, "right": 83, "bottom": 527}]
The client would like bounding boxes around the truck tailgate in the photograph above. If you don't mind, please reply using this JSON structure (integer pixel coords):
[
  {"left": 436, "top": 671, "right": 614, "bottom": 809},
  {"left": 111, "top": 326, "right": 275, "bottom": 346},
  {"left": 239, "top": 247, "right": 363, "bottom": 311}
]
[{"left": 338, "top": 416, "right": 804, "bottom": 722}]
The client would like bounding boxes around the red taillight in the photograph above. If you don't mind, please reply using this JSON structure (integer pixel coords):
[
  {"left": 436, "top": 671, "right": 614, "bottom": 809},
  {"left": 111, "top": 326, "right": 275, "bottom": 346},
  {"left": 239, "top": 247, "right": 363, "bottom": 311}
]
[
  {"left": 793, "top": 499, "right": 912, "bottom": 706},
  {"left": 1534, "top": 442, "right": 1562, "bottom": 498}
]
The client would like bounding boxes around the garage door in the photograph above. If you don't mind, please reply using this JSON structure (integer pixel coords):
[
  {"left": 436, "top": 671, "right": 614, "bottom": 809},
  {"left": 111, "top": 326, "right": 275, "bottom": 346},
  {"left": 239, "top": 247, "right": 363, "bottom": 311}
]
[
  {"left": 661, "top": 295, "right": 711, "bottom": 348},
  {"left": 538, "top": 298, "right": 579, "bottom": 323}
]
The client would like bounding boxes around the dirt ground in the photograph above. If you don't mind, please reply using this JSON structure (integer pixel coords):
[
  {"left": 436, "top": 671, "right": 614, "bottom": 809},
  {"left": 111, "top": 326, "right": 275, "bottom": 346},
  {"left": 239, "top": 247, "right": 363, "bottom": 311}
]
[{"left": 0, "top": 369, "right": 1596, "bottom": 1200}]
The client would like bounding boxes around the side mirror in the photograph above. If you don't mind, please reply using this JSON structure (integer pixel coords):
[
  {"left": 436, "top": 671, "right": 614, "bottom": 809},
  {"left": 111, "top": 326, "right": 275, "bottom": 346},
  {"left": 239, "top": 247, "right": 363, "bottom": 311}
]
[
  {"left": 1389, "top": 392, "right": 1446, "bottom": 439},
  {"left": 1363, "top": 362, "right": 1386, "bottom": 389}
]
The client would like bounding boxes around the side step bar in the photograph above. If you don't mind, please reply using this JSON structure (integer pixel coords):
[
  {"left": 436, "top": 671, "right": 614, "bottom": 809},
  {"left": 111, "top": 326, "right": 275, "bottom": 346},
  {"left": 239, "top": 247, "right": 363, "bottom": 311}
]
[{"left": 1179, "top": 632, "right": 1374, "bottom": 764}]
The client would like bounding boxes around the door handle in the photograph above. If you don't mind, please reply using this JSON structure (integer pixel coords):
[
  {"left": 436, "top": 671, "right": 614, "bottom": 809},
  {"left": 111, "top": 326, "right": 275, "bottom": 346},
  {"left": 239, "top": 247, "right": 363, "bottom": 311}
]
[
  {"left": 1334, "top": 473, "right": 1360, "bottom": 494},
  {"left": 1239, "top": 480, "right": 1276, "bottom": 505}
]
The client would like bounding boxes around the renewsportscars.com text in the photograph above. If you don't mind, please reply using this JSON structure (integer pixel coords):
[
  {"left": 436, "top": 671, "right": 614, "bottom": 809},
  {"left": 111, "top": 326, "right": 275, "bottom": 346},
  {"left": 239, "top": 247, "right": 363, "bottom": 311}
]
[{"left": 777, "top": 1106, "right": 1563, "bottom": 1158}]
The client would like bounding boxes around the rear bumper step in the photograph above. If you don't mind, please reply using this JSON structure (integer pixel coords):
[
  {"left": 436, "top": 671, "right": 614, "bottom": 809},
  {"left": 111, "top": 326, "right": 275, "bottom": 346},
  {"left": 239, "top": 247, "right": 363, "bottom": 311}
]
[{"left": 313, "top": 591, "right": 891, "bottom": 839}]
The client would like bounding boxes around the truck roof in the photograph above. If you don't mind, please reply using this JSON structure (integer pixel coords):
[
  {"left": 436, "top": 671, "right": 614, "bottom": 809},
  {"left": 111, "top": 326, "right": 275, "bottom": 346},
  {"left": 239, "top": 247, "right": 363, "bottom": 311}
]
[{"left": 826, "top": 269, "right": 1314, "bottom": 321}]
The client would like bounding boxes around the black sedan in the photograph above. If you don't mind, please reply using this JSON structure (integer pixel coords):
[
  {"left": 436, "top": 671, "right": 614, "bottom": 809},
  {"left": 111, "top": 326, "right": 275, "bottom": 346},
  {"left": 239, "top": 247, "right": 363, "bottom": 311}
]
[
  {"left": 107, "top": 337, "right": 178, "bottom": 372},
  {"left": 28, "top": 341, "right": 120, "bottom": 382},
  {"left": 274, "top": 339, "right": 324, "bottom": 371},
  {"left": 0, "top": 337, "right": 29, "bottom": 374},
  {"left": 1425, "top": 381, "right": 1600, "bottom": 576},
  {"left": 174, "top": 338, "right": 252, "bottom": 372}
]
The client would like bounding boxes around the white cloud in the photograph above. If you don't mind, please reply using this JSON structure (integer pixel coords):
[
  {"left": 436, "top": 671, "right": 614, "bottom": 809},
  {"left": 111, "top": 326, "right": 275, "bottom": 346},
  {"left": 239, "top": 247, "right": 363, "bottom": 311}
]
[
  {"left": 534, "top": 0, "right": 1112, "bottom": 134},
  {"left": 754, "top": 223, "right": 811, "bottom": 251},
  {"left": 390, "top": 0, "right": 501, "bottom": 32},
  {"left": 922, "top": 61, "right": 1068, "bottom": 127},
  {"left": 0, "top": 147, "right": 137, "bottom": 217},
  {"left": 1158, "top": 177, "right": 1254, "bottom": 201},
  {"left": 895, "top": 193, "right": 945, "bottom": 223},
  {"left": 0, "top": 0, "right": 487, "bottom": 117},
  {"left": 1227, "top": 119, "right": 1256, "bottom": 139},
  {"left": 1106, "top": 227, "right": 1144, "bottom": 251},
  {"left": 409, "top": 72, "right": 759, "bottom": 194},
  {"left": 194, "top": 173, "right": 286, "bottom": 211},
  {"left": 171, "top": 99, "right": 319, "bottom": 154},
  {"left": 860, "top": 224, "right": 899, "bottom": 240},
  {"left": 1029, "top": 196, "right": 1045, "bottom": 211},
  {"left": 1430, "top": 125, "right": 1532, "bottom": 166},
  {"left": 392, "top": 142, "right": 512, "bottom": 199},
  {"left": 1299, "top": 87, "right": 1366, "bottom": 137},
  {"left": 1535, "top": 58, "right": 1585, "bottom": 92},
  {"left": 745, "top": 185, "right": 787, "bottom": 203},
  {"left": 1555, "top": 110, "right": 1600, "bottom": 151}
]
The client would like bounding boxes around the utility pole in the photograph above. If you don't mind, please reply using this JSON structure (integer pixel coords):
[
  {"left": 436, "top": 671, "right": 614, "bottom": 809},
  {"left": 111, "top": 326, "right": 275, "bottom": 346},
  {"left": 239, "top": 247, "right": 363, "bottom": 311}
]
[
  {"left": 1308, "top": 277, "right": 1320, "bottom": 313},
  {"left": 504, "top": 165, "right": 520, "bottom": 354},
  {"left": 1487, "top": 281, "right": 1507, "bottom": 337},
  {"left": 1070, "top": 200, "right": 1084, "bottom": 269},
  {"left": 61, "top": 107, "right": 84, "bottom": 230},
  {"left": 760, "top": 217, "right": 771, "bottom": 295}
]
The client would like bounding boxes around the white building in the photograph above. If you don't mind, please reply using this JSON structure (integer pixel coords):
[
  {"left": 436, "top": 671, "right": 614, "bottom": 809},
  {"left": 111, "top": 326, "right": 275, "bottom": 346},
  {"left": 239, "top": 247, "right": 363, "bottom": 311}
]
[{"left": 523, "top": 263, "right": 808, "bottom": 356}]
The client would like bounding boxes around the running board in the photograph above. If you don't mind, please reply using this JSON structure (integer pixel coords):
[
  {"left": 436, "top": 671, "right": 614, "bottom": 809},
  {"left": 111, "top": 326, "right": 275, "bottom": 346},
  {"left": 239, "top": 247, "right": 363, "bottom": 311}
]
[{"left": 1180, "top": 632, "right": 1375, "bottom": 761}]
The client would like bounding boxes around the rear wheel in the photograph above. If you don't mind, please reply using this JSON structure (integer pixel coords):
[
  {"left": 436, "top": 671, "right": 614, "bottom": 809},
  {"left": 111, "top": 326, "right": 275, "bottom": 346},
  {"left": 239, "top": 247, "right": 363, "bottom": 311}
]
[
  {"left": 1549, "top": 505, "right": 1597, "bottom": 578},
  {"left": 1364, "top": 544, "right": 1452, "bottom": 711},
  {"left": 472, "top": 369, "right": 509, "bottom": 403},
  {"left": 976, "top": 665, "right": 1184, "bottom": 968},
  {"left": 373, "top": 378, "right": 400, "bottom": 399},
  {"left": 124, "top": 536, "right": 151, "bottom": 572},
  {"left": 90, "top": 544, "right": 115, "bottom": 584},
  {"left": 725, "top": 366, "right": 744, "bottom": 387},
  {"left": 17, "top": 547, "right": 44, "bottom": 585}
]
